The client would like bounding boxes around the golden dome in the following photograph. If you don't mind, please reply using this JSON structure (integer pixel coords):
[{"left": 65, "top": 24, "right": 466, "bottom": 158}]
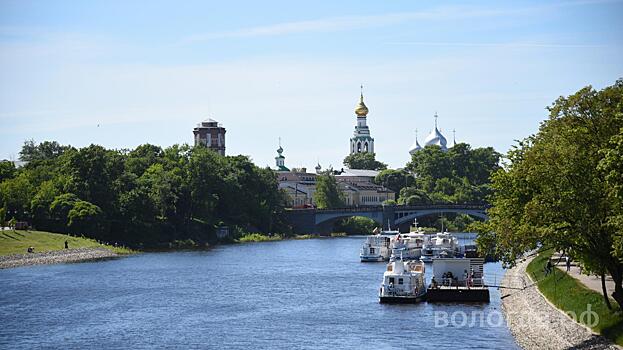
[{"left": 355, "top": 93, "right": 369, "bottom": 116}]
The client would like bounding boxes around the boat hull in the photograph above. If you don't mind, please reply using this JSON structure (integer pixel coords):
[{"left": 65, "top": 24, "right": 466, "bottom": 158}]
[
  {"left": 360, "top": 255, "right": 386, "bottom": 262},
  {"left": 379, "top": 294, "right": 426, "bottom": 303}
]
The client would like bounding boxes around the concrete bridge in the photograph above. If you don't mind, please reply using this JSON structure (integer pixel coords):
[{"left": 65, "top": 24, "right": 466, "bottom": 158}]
[{"left": 283, "top": 204, "right": 488, "bottom": 235}]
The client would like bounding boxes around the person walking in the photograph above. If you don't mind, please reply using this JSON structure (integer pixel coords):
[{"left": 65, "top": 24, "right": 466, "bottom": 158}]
[
  {"left": 545, "top": 259, "right": 552, "bottom": 275},
  {"left": 566, "top": 256, "right": 571, "bottom": 272},
  {"left": 64, "top": 240, "right": 68, "bottom": 249}
]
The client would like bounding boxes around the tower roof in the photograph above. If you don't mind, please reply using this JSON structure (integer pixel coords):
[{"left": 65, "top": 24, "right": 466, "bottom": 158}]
[
  {"left": 423, "top": 113, "right": 448, "bottom": 151},
  {"left": 409, "top": 129, "right": 422, "bottom": 155},
  {"left": 354, "top": 86, "right": 369, "bottom": 116}
]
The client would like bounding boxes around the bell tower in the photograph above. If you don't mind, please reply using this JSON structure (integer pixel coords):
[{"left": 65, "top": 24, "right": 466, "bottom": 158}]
[{"left": 350, "top": 85, "right": 375, "bottom": 155}]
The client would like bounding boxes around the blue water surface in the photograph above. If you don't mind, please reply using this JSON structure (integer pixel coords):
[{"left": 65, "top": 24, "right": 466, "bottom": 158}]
[{"left": 0, "top": 235, "right": 519, "bottom": 349}]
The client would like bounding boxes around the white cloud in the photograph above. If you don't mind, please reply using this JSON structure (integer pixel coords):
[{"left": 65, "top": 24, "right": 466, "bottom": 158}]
[
  {"left": 181, "top": 0, "right": 622, "bottom": 43},
  {"left": 183, "top": 6, "right": 521, "bottom": 43}
]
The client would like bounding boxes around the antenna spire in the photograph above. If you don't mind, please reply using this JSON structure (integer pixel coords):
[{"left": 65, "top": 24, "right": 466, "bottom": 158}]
[{"left": 434, "top": 112, "right": 438, "bottom": 129}]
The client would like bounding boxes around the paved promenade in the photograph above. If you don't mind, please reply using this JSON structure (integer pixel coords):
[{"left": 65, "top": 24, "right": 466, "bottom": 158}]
[{"left": 552, "top": 255, "right": 615, "bottom": 297}]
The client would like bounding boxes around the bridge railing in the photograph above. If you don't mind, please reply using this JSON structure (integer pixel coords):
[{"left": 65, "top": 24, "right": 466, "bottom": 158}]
[{"left": 286, "top": 203, "right": 488, "bottom": 213}]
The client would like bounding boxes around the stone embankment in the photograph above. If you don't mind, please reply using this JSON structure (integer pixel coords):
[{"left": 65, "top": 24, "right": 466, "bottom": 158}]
[
  {"left": 0, "top": 248, "right": 118, "bottom": 269},
  {"left": 501, "top": 257, "right": 618, "bottom": 350}
]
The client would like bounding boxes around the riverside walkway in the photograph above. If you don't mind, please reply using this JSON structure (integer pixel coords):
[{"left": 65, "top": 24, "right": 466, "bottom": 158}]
[
  {"left": 552, "top": 253, "right": 615, "bottom": 297},
  {"left": 501, "top": 257, "right": 617, "bottom": 350}
]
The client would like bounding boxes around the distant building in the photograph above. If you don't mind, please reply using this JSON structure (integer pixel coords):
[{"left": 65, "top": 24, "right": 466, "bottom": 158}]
[
  {"left": 335, "top": 169, "right": 395, "bottom": 206},
  {"left": 277, "top": 171, "right": 317, "bottom": 208},
  {"left": 350, "top": 87, "right": 375, "bottom": 155},
  {"left": 193, "top": 118, "right": 226, "bottom": 155},
  {"left": 276, "top": 167, "right": 395, "bottom": 208}
]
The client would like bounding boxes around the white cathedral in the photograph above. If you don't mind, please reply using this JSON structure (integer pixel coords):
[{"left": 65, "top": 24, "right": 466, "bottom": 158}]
[{"left": 409, "top": 113, "right": 455, "bottom": 155}]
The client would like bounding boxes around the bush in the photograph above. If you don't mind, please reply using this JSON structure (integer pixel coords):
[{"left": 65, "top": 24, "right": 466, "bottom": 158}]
[{"left": 334, "top": 216, "right": 378, "bottom": 235}]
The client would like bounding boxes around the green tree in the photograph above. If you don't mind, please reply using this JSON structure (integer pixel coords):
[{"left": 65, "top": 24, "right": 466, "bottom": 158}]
[
  {"left": 398, "top": 187, "right": 431, "bottom": 205},
  {"left": 477, "top": 80, "right": 623, "bottom": 309},
  {"left": 125, "top": 144, "right": 164, "bottom": 176},
  {"left": 0, "top": 172, "right": 35, "bottom": 220},
  {"left": 68, "top": 200, "right": 104, "bottom": 237},
  {"left": 63, "top": 144, "right": 123, "bottom": 215},
  {"left": 313, "top": 172, "right": 344, "bottom": 209},
  {"left": 0, "top": 161, "right": 16, "bottom": 182},
  {"left": 49, "top": 193, "right": 79, "bottom": 227},
  {"left": 0, "top": 206, "right": 6, "bottom": 229},
  {"left": 19, "top": 140, "right": 68, "bottom": 163},
  {"left": 404, "top": 143, "right": 499, "bottom": 204},
  {"left": 0, "top": 140, "right": 287, "bottom": 248},
  {"left": 599, "top": 114, "right": 623, "bottom": 259},
  {"left": 343, "top": 153, "right": 387, "bottom": 170},
  {"left": 30, "top": 179, "right": 62, "bottom": 229},
  {"left": 138, "top": 163, "right": 180, "bottom": 219},
  {"left": 374, "top": 169, "right": 414, "bottom": 194},
  {"left": 334, "top": 216, "right": 378, "bottom": 234}
]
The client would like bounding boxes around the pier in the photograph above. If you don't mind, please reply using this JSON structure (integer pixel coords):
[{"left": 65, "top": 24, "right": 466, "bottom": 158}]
[{"left": 426, "top": 286, "right": 490, "bottom": 302}]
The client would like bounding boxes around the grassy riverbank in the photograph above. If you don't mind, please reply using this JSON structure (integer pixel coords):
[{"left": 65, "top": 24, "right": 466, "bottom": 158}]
[
  {"left": 526, "top": 250, "right": 623, "bottom": 345},
  {"left": 0, "top": 230, "right": 134, "bottom": 256},
  {"left": 235, "top": 232, "right": 351, "bottom": 243}
]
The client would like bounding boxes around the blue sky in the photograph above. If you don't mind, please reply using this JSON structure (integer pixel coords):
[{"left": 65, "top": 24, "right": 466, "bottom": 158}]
[{"left": 1, "top": 0, "right": 622, "bottom": 169}]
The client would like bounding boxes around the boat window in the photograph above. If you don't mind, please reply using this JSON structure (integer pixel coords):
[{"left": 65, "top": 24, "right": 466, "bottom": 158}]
[
  {"left": 389, "top": 277, "right": 395, "bottom": 284},
  {"left": 398, "top": 278, "right": 403, "bottom": 285},
  {"left": 370, "top": 247, "right": 375, "bottom": 254}
]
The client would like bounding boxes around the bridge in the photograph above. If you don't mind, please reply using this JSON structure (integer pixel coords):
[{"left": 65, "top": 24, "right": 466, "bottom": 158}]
[{"left": 283, "top": 204, "right": 488, "bottom": 235}]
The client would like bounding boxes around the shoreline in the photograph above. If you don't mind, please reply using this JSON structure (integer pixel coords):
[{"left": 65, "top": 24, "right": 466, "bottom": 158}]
[
  {"left": 0, "top": 247, "right": 121, "bottom": 269},
  {"left": 501, "top": 256, "right": 618, "bottom": 349}
]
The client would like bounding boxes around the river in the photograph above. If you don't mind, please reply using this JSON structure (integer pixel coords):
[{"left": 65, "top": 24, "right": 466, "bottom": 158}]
[{"left": 0, "top": 235, "right": 519, "bottom": 349}]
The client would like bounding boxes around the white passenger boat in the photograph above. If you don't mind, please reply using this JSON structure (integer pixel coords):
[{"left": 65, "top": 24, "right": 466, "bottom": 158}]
[
  {"left": 389, "top": 232, "right": 428, "bottom": 260},
  {"left": 379, "top": 258, "right": 427, "bottom": 303},
  {"left": 389, "top": 219, "right": 428, "bottom": 261},
  {"left": 359, "top": 233, "right": 393, "bottom": 262},
  {"left": 421, "top": 231, "right": 460, "bottom": 263}
]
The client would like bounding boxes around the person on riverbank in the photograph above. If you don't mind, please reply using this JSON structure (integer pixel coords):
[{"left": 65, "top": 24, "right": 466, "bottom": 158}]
[
  {"left": 566, "top": 256, "right": 571, "bottom": 272},
  {"left": 545, "top": 259, "right": 552, "bottom": 275},
  {"left": 64, "top": 240, "right": 68, "bottom": 249}
]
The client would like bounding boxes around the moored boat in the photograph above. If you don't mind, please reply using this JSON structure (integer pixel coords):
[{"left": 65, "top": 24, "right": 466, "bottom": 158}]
[
  {"left": 360, "top": 233, "right": 393, "bottom": 262},
  {"left": 379, "top": 258, "right": 427, "bottom": 303},
  {"left": 421, "top": 231, "right": 460, "bottom": 263}
]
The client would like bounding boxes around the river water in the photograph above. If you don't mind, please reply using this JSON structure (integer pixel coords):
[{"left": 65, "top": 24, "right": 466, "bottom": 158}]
[{"left": 0, "top": 235, "right": 519, "bottom": 349}]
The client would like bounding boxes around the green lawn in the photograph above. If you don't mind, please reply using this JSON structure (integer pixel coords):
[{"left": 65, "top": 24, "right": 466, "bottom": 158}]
[
  {"left": 527, "top": 249, "right": 623, "bottom": 345},
  {"left": 0, "top": 230, "right": 134, "bottom": 256}
]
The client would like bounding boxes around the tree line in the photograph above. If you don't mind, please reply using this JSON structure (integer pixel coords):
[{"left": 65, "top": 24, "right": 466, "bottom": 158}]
[
  {"left": 474, "top": 79, "right": 623, "bottom": 310},
  {"left": 337, "top": 143, "right": 500, "bottom": 206},
  {"left": 0, "top": 142, "right": 286, "bottom": 248}
]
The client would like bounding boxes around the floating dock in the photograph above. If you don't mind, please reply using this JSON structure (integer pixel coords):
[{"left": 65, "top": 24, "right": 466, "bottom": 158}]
[
  {"left": 426, "top": 286, "right": 490, "bottom": 302},
  {"left": 426, "top": 257, "right": 490, "bottom": 302}
]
